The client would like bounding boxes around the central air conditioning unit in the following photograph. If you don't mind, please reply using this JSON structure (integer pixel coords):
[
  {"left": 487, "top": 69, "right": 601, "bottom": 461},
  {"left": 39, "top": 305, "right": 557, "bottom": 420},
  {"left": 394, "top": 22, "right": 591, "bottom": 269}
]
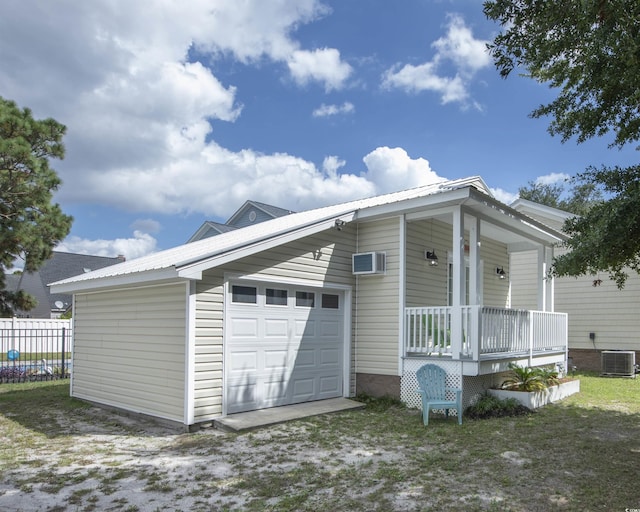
[
  {"left": 352, "top": 252, "right": 386, "bottom": 275},
  {"left": 601, "top": 350, "right": 636, "bottom": 377}
]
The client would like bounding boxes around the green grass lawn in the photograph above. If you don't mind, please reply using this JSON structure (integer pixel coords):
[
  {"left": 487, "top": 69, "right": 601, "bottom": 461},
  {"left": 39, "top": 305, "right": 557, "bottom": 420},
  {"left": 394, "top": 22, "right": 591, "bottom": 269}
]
[{"left": 0, "top": 373, "right": 639, "bottom": 511}]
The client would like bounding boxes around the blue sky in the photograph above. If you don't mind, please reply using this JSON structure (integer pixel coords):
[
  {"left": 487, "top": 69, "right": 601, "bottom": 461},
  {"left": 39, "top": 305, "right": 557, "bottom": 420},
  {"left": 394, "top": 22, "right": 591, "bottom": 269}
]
[{"left": 0, "top": 0, "right": 636, "bottom": 260}]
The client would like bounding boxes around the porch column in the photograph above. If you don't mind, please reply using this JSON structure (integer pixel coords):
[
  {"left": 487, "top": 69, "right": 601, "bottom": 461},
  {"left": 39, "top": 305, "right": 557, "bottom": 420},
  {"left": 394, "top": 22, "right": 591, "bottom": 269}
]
[
  {"left": 536, "top": 245, "right": 555, "bottom": 312},
  {"left": 536, "top": 246, "right": 545, "bottom": 311},
  {"left": 451, "top": 207, "right": 465, "bottom": 357},
  {"left": 468, "top": 214, "right": 481, "bottom": 306},
  {"left": 545, "top": 245, "right": 554, "bottom": 312}
]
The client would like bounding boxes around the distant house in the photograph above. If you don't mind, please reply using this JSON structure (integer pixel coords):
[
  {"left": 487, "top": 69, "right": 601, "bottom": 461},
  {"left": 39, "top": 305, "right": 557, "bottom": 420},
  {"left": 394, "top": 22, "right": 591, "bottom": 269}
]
[
  {"left": 10, "top": 252, "right": 125, "bottom": 318},
  {"left": 51, "top": 177, "right": 568, "bottom": 430},
  {"left": 510, "top": 198, "right": 640, "bottom": 372},
  {"left": 187, "top": 200, "right": 294, "bottom": 242}
]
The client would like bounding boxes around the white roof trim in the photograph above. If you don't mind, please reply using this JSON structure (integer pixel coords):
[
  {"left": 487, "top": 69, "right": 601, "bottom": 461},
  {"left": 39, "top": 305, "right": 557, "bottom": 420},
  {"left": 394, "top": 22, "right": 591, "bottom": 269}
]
[
  {"left": 177, "top": 212, "right": 356, "bottom": 279},
  {"left": 510, "top": 198, "right": 575, "bottom": 222},
  {"left": 49, "top": 176, "right": 539, "bottom": 294}
]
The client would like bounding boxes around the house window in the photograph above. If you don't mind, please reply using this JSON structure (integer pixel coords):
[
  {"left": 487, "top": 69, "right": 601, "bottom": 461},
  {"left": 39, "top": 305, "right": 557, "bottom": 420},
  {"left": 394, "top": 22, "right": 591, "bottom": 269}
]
[
  {"left": 295, "top": 291, "right": 315, "bottom": 308},
  {"left": 266, "top": 288, "right": 288, "bottom": 306},
  {"left": 321, "top": 293, "right": 339, "bottom": 309},
  {"left": 232, "top": 285, "right": 257, "bottom": 304}
]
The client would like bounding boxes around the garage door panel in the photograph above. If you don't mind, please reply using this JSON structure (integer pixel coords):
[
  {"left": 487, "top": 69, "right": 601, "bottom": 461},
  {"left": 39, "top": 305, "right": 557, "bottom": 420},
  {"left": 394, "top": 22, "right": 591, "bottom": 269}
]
[
  {"left": 294, "top": 348, "right": 316, "bottom": 367},
  {"left": 230, "top": 317, "right": 259, "bottom": 337},
  {"left": 264, "top": 318, "right": 288, "bottom": 337},
  {"left": 227, "top": 380, "right": 258, "bottom": 413},
  {"left": 292, "top": 378, "right": 315, "bottom": 400},
  {"left": 320, "top": 320, "right": 339, "bottom": 337},
  {"left": 319, "top": 375, "right": 340, "bottom": 394},
  {"left": 229, "top": 350, "right": 258, "bottom": 371},
  {"left": 264, "top": 349, "right": 288, "bottom": 369},
  {"left": 264, "top": 379, "right": 288, "bottom": 401},
  {"left": 226, "top": 283, "right": 344, "bottom": 414},
  {"left": 295, "top": 318, "right": 315, "bottom": 337},
  {"left": 320, "top": 348, "right": 340, "bottom": 365}
]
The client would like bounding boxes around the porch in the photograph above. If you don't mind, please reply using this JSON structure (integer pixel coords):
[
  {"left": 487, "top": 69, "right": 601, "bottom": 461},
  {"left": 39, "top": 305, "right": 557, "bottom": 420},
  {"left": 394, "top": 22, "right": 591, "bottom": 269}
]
[{"left": 404, "top": 306, "right": 568, "bottom": 376}]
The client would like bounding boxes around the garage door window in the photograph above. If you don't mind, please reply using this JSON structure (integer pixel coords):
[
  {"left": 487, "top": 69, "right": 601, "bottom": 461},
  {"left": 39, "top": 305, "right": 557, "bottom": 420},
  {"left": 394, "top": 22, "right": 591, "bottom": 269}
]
[
  {"left": 295, "top": 291, "right": 315, "bottom": 308},
  {"left": 266, "top": 288, "right": 288, "bottom": 306},
  {"left": 322, "top": 293, "right": 340, "bottom": 309},
  {"left": 232, "top": 285, "right": 257, "bottom": 304}
]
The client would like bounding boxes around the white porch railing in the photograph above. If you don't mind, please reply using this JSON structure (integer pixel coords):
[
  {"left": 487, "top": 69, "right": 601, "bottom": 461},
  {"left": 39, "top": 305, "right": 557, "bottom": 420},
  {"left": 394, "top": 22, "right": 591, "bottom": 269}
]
[{"left": 405, "top": 306, "right": 567, "bottom": 361}]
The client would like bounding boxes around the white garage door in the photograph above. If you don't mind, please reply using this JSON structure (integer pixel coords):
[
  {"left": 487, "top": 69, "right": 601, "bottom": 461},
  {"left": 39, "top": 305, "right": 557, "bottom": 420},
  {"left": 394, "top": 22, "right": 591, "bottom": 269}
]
[{"left": 225, "top": 282, "right": 345, "bottom": 414}]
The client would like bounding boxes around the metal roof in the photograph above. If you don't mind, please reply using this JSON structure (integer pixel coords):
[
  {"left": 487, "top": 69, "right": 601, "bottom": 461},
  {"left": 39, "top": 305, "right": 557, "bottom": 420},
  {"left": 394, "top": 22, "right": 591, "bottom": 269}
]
[{"left": 50, "top": 176, "right": 541, "bottom": 293}]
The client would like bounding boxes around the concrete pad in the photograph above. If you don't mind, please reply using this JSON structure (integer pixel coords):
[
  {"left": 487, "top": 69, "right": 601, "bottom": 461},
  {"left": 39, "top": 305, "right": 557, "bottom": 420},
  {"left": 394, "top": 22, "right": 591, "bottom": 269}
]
[{"left": 213, "top": 397, "right": 365, "bottom": 432}]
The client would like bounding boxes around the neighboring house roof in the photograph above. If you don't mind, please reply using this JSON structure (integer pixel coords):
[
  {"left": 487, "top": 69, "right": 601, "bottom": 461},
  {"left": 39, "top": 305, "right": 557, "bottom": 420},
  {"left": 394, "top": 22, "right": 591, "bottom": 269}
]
[
  {"left": 226, "top": 200, "right": 294, "bottom": 227},
  {"left": 51, "top": 176, "right": 565, "bottom": 294},
  {"left": 186, "top": 221, "right": 239, "bottom": 243},
  {"left": 13, "top": 252, "right": 125, "bottom": 317},
  {"left": 187, "top": 200, "right": 295, "bottom": 243},
  {"left": 510, "top": 198, "right": 574, "bottom": 233}
]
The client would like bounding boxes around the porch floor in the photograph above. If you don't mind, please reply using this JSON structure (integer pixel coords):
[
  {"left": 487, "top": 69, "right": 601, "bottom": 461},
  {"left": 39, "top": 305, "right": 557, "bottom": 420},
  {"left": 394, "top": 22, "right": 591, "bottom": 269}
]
[{"left": 213, "top": 398, "right": 365, "bottom": 432}]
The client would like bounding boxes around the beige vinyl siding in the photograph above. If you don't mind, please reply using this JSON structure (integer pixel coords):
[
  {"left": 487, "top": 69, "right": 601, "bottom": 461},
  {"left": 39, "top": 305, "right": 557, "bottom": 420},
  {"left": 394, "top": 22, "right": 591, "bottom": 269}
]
[
  {"left": 72, "top": 283, "right": 186, "bottom": 423},
  {"left": 406, "top": 219, "right": 510, "bottom": 308},
  {"left": 193, "top": 228, "right": 356, "bottom": 421},
  {"left": 556, "top": 275, "right": 640, "bottom": 351},
  {"left": 354, "top": 218, "right": 400, "bottom": 376},
  {"left": 509, "top": 251, "right": 539, "bottom": 310},
  {"left": 479, "top": 237, "right": 509, "bottom": 307},
  {"left": 406, "top": 220, "right": 449, "bottom": 306}
]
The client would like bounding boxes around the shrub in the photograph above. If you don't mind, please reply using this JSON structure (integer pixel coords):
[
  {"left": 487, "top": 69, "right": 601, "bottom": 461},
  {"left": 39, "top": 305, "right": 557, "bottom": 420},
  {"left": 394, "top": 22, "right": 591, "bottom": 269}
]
[{"left": 465, "top": 393, "right": 532, "bottom": 419}]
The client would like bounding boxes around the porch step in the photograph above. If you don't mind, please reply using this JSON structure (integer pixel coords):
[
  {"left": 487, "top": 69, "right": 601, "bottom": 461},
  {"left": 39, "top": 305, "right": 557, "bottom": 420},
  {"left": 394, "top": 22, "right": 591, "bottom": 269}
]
[{"left": 213, "top": 398, "right": 365, "bottom": 432}]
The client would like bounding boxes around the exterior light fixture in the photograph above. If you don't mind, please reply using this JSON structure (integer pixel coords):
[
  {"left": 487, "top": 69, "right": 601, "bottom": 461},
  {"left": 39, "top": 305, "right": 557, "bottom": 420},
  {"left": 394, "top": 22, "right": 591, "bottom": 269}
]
[
  {"left": 425, "top": 250, "right": 439, "bottom": 266},
  {"left": 496, "top": 267, "right": 506, "bottom": 279}
]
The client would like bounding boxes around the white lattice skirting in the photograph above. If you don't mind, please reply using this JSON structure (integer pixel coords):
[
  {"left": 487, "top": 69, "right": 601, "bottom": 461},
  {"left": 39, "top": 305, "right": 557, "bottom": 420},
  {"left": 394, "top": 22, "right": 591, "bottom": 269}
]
[{"left": 401, "top": 358, "right": 495, "bottom": 416}]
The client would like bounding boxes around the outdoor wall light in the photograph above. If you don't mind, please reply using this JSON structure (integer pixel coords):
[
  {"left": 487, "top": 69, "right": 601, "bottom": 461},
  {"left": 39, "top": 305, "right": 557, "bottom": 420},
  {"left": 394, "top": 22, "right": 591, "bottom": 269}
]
[
  {"left": 425, "top": 250, "right": 439, "bottom": 266},
  {"left": 496, "top": 267, "right": 507, "bottom": 279}
]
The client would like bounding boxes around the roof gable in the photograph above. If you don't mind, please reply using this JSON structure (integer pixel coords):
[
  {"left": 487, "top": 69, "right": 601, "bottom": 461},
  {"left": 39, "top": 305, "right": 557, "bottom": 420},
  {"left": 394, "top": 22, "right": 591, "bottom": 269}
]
[{"left": 226, "top": 200, "right": 294, "bottom": 228}]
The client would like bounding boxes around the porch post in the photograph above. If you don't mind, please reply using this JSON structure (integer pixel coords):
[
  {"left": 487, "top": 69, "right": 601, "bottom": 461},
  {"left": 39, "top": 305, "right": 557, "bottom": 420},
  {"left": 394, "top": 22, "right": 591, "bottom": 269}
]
[
  {"left": 451, "top": 207, "right": 465, "bottom": 358},
  {"left": 468, "top": 214, "right": 481, "bottom": 360},
  {"left": 544, "top": 245, "right": 554, "bottom": 312},
  {"left": 536, "top": 246, "right": 545, "bottom": 311},
  {"left": 537, "top": 245, "right": 555, "bottom": 312},
  {"left": 468, "top": 214, "right": 481, "bottom": 306}
]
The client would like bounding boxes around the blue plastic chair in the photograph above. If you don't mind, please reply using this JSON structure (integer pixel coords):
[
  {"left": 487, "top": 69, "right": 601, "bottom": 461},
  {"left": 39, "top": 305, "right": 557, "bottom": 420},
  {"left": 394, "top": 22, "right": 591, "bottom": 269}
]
[{"left": 415, "top": 364, "right": 463, "bottom": 425}]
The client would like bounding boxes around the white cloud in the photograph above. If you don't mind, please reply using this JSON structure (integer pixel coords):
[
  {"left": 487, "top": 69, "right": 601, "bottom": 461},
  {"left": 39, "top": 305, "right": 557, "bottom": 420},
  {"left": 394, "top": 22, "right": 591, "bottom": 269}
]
[
  {"left": 491, "top": 188, "right": 519, "bottom": 206},
  {"left": 362, "top": 147, "right": 445, "bottom": 192},
  {"left": 56, "top": 231, "right": 158, "bottom": 260},
  {"left": 536, "top": 173, "right": 571, "bottom": 185},
  {"left": 0, "top": 0, "right": 357, "bottom": 222},
  {"left": 312, "top": 102, "right": 355, "bottom": 117},
  {"left": 322, "top": 156, "right": 346, "bottom": 178},
  {"left": 382, "top": 14, "right": 490, "bottom": 107},
  {"left": 432, "top": 15, "right": 492, "bottom": 73},
  {"left": 130, "top": 219, "right": 162, "bottom": 234},
  {"left": 288, "top": 48, "right": 353, "bottom": 91}
]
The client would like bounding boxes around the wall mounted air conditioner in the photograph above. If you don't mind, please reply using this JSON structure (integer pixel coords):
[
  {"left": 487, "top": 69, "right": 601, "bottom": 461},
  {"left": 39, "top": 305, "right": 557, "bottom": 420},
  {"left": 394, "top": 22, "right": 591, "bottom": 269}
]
[
  {"left": 352, "top": 252, "right": 386, "bottom": 275},
  {"left": 601, "top": 350, "right": 636, "bottom": 377}
]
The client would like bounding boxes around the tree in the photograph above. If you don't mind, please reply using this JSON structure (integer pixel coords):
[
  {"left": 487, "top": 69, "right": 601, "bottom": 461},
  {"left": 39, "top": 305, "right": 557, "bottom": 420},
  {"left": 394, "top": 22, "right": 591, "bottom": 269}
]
[
  {"left": 0, "top": 97, "right": 73, "bottom": 315},
  {"left": 518, "top": 179, "right": 602, "bottom": 217},
  {"left": 484, "top": 0, "right": 640, "bottom": 287}
]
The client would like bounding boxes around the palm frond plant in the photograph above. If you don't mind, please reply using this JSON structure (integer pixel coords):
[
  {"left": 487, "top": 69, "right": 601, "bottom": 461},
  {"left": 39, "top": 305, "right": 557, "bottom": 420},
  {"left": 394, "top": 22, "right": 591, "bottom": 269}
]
[
  {"left": 535, "top": 366, "right": 560, "bottom": 387},
  {"left": 500, "top": 363, "right": 547, "bottom": 392}
]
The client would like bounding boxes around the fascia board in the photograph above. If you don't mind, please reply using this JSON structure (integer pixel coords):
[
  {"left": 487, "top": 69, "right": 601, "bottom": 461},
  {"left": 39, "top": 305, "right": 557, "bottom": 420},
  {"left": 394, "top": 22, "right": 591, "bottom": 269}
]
[
  {"left": 356, "top": 187, "right": 472, "bottom": 221},
  {"left": 48, "top": 267, "right": 183, "bottom": 294},
  {"left": 177, "top": 212, "right": 357, "bottom": 279},
  {"left": 468, "top": 189, "right": 568, "bottom": 244},
  {"left": 511, "top": 198, "right": 575, "bottom": 222}
]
